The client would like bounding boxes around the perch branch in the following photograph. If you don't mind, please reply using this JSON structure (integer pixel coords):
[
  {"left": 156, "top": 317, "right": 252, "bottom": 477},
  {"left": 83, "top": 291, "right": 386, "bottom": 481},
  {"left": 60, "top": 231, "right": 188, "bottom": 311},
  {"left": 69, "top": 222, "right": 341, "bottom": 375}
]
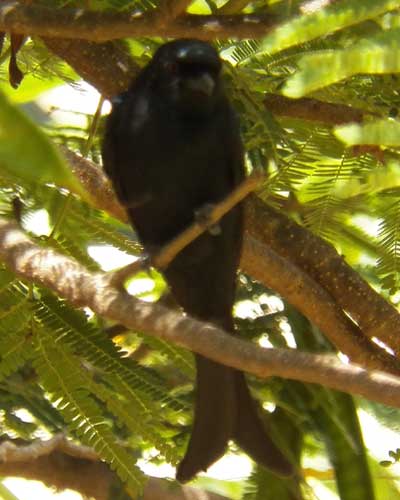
[
  {"left": 153, "top": 171, "right": 262, "bottom": 269},
  {"left": 108, "top": 171, "right": 263, "bottom": 286}
]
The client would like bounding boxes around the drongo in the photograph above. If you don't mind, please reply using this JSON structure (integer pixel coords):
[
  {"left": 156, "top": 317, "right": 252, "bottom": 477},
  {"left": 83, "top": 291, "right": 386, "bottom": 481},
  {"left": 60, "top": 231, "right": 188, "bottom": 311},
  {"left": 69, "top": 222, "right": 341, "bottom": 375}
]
[{"left": 102, "top": 39, "right": 293, "bottom": 483}]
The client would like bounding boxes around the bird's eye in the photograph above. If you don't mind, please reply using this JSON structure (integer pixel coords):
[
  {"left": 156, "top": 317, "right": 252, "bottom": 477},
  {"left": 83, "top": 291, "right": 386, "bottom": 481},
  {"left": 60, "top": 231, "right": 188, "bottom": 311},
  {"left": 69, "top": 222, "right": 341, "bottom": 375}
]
[{"left": 164, "top": 61, "right": 179, "bottom": 74}]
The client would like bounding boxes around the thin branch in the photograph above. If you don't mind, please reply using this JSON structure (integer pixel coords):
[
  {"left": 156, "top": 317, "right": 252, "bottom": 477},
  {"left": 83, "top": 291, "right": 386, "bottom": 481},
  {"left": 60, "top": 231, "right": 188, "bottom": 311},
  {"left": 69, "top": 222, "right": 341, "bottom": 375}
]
[
  {"left": 153, "top": 171, "right": 263, "bottom": 269},
  {"left": 0, "top": 2, "right": 279, "bottom": 41},
  {"left": 109, "top": 171, "right": 263, "bottom": 285},
  {"left": 264, "top": 94, "right": 366, "bottom": 125},
  {"left": 2, "top": 219, "right": 400, "bottom": 409}
]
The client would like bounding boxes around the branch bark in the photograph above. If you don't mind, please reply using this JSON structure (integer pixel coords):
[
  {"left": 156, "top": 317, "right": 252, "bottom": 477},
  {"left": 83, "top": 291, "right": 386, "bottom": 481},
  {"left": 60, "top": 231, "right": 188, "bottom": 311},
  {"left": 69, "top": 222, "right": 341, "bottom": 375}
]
[
  {"left": 263, "top": 94, "right": 365, "bottom": 125},
  {"left": 0, "top": 2, "right": 278, "bottom": 41},
  {"left": 245, "top": 196, "right": 400, "bottom": 354},
  {"left": 0, "top": 436, "right": 228, "bottom": 500},
  {"left": 1, "top": 218, "right": 400, "bottom": 409},
  {"left": 61, "top": 149, "right": 400, "bottom": 375}
]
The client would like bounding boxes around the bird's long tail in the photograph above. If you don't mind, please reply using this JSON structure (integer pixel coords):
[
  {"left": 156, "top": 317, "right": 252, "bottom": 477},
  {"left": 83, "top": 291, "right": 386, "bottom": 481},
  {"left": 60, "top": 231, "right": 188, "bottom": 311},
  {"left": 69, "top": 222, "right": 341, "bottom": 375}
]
[
  {"left": 176, "top": 355, "right": 236, "bottom": 482},
  {"left": 176, "top": 354, "right": 294, "bottom": 483}
]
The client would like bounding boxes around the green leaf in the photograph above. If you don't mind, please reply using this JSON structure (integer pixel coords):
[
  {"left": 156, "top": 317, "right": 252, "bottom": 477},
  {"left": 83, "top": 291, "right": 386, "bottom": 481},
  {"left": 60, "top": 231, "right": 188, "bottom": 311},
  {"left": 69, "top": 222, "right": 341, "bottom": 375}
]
[
  {"left": 0, "top": 76, "right": 65, "bottom": 104},
  {"left": 0, "top": 482, "right": 21, "bottom": 500},
  {"left": 335, "top": 119, "right": 400, "bottom": 147},
  {"left": 262, "top": 0, "right": 399, "bottom": 55},
  {"left": 283, "top": 28, "right": 400, "bottom": 97},
  {"left": 34, "top": 326, "right": 145, "bottom": 496},
  {"left": 0, "top": 90, "right": 86, "bottom": 199}
]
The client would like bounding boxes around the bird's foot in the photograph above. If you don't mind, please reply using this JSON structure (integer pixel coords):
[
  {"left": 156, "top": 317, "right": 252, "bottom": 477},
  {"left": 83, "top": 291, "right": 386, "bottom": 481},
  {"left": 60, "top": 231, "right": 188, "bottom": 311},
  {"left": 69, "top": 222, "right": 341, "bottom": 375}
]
[{"left": 195, "top": 203, "right": 221, "bottom": 236}]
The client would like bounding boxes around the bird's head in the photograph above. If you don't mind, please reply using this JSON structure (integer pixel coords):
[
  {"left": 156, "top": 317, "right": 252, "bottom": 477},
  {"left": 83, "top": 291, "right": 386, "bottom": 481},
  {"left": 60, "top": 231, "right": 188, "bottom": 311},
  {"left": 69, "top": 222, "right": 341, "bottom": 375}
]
[{"left": 146, "top": 39, "right": 223, "bottom": 117}]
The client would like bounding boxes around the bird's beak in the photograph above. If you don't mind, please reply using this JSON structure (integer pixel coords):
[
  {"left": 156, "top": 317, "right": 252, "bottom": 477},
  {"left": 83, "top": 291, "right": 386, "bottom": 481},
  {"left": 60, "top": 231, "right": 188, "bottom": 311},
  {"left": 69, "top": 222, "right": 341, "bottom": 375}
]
[{"left": 185, "top": 73, "right": 215, "bottom": 96}]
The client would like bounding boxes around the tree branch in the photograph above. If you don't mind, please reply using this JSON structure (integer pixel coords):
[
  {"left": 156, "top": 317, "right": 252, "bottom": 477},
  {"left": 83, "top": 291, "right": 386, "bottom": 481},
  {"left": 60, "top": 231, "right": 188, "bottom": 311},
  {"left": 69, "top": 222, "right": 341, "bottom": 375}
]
[
  {"left": 0, "top": 2, "right": 278, "bottom": 41},
  {"left": 108, "top": 171, "right": 263, "bottom": 286},
  {"left": 263, "top": 94, "right": 365, "bottom": 125},
  {"left": 61, "top": 148, "right": 400, "bottom": 374},
  {"left": 245, "top": 196, "right": 400, "bottom": 354},
  {"left": 153, "top": 171, "right": 263, "bottom": 269},
  {"left": 2, "top": 218, "right": 400, "bottom": 409},
  {"left": 0, "top": 436, "right": 228, "bottom": 500},
  {"left": 242, "top": 235, "right": 400, "bottom": 374},
  {"left": 42, "top": 38, "right": 139, "bottom": 99}
]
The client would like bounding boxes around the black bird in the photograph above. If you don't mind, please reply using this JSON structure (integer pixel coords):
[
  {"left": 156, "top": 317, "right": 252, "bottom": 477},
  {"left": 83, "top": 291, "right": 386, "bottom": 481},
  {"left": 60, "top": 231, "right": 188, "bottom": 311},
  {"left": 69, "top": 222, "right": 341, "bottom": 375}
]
[{"left": 102, "top": 39, "right": 293, "bottom": 483}]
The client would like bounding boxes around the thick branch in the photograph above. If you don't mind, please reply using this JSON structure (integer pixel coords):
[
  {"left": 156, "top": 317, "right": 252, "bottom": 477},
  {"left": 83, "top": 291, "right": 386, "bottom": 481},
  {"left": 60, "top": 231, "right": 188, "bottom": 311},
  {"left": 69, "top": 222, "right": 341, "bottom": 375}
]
[
  {"left": 242, "top": 235, "right": 400, "bottom": 374},
  {"left": 245, "top": 195, "right": 400, "bottom": 353},
  {"left": 0, "top": 2, "right": 278, "bottom": 41},
  {"left": 61, "top": 149, "right": 400, "bottom": 374},
  {"left": 2, "top": 219, "right": 400, "bottom": 409}
]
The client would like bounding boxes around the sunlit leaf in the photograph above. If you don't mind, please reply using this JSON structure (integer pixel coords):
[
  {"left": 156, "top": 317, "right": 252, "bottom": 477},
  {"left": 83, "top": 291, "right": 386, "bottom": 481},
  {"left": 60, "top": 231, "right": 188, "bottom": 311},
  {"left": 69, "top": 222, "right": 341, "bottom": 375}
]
[
  {"left": 335, "top": 119, "right": 400, "bottom": 147},
  {"left": 262, "top": 0, "right": 399, "bottom": 54},
  {"left": 0, "top": 90, "right": 86, "bottom": 198}
]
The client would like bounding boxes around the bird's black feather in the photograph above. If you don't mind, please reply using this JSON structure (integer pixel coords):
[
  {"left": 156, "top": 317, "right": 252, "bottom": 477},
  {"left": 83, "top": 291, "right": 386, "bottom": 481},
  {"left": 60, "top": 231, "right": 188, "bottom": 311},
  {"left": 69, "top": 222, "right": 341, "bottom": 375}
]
[{"left": 102, "top": 39, "right": 293, "bottom": 482}]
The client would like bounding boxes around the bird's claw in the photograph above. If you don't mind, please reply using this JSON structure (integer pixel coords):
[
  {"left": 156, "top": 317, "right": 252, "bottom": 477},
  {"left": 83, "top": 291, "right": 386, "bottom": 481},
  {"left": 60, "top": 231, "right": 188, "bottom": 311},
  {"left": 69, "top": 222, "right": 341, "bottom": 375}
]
[{"left": 195, "top": 203, "right": 221, "bottom": 236}]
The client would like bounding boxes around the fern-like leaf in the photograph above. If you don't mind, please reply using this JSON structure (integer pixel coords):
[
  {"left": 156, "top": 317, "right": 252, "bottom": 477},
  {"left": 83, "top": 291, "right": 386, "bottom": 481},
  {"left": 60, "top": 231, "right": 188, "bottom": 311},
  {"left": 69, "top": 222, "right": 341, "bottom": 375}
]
[
  {"left": 34, "top": 326, "right": 145, "bottom": 496},
  {"left": 262, "top": 0, "right": 399, "bottom": 55}
]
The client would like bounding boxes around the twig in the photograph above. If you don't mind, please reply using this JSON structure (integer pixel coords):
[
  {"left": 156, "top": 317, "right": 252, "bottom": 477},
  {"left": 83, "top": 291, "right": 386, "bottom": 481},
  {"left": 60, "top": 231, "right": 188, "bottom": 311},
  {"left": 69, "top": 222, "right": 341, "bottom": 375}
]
[
  {"left": 153, "top": 171, "right": 263, "bottom": 269},
  {"left": 108, "top": 172, "right": 263, "bottom": 286},
  {"left": 2, "top": 219, "right": 400, "bottom": 409}
]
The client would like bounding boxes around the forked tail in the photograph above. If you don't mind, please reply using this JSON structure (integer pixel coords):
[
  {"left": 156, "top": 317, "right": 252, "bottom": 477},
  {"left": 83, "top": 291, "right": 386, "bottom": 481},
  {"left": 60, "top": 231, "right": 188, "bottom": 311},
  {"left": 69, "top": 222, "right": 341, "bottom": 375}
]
[{"left": 176, "top": 355, "right": 293, "bottom": 482}]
